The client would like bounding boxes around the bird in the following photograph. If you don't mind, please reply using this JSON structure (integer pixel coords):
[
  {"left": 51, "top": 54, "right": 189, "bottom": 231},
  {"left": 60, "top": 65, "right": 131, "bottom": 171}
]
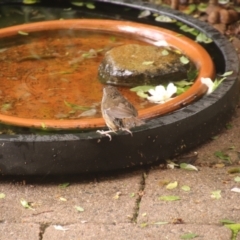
[{"left": 97, "top": 85, "right": 144, "bottom": 140}]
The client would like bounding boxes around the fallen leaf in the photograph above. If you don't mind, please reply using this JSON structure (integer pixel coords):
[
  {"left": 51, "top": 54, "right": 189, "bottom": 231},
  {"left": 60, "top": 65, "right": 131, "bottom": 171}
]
[
  {"left": 153, "top": 221, "right": 168, "bottom": 225},
  {"left": 180, "top": 56, "right": 189, "bottom": 64},
  {"left": 59, "top": 183, "right": 70, "bottom": 189},
  {"left": 0, "top": 193, "right": 5, "bottom": 199},
  {"left": 180, "top": 233, "right": 198, "bottom": 239},
  {"left": 228, "top": 168, "right": 240, "bottom": 174},
  {"left": 181, "top": 185, "right": 191, "bottom": 191},
  {"left": 214, "top": 151, "right": 231, "bottom": 162},
  {"left": 234, "top": 176, "right": 240, "bottom": 182},
  {"left": 166, "top": 181, "right": 178, "bottom": 190},
  {"left": 113, "top": 191, "right": 121, "bottom": 199},
  {"left": 142, "top": 212, "right": 147, "bottom": 217},
  {"left": 130, "top": 193, "right": 135, "bottom": 198},
  {"left": 158, "top": 195, "right": 180, "bottom": 201},
  {"left": 138, "top": 10, "right": 151, "bottom": 18},
  {"left": 59, "top": 197, "right": 67, "bottom": 201},
  {"left": 140, "top": 222, "right": 148, "bottom": 228},
  {"left": 220, "top": 219, "right": 236, "bottom": 224},
  {"left": 20, "top": 199, "right": 34, "bottom": 210},
  {"left": 155, "top": 15, "right": 176, "bottom": 22},
  {"left": 75, "top": 206, "right": 84, "bottom": 212},
  {"left": 231, "top": 187, "right": 240, "bottom": 193},
  {"left": 180, "top": 163, "right": 198, "bottom": 171},
  {"left": 18, "top": 30, "right": 29, "bottom": 35},
  {"left": 211, "top": 190, "right": 221, "bottom": 199}
]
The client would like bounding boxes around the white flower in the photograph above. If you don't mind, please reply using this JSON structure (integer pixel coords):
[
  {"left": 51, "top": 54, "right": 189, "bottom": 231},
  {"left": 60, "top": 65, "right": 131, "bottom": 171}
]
[
  {"left": 201, "top": 77, "right": 214, "bottom": 95},
  {"left": 147, "top": 83, "right": 177, "bottom": 103}
]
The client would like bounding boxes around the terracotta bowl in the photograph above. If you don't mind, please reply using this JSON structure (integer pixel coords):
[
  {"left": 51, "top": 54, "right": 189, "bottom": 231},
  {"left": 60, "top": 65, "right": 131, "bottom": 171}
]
[{"left": 0, "top": 19, "right": 214, "bottom": 129}]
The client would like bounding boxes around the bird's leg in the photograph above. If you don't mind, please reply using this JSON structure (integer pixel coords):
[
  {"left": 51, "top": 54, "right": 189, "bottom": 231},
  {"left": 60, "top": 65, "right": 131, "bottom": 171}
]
[{"left": 96, "top": 129, "right": 116, "bottom": 141}]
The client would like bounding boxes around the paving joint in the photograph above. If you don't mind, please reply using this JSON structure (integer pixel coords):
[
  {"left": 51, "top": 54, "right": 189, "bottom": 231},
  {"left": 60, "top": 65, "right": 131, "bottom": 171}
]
[{"left": 39, "top": 223, "right": 50, "bottom": 240}]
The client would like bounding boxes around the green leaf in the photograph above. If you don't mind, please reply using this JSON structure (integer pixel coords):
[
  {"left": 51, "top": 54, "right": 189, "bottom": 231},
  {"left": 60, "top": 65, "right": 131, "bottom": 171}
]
[
  {"left": 228, "top": 168, "right": 240, "bottom": 174},
  {"left": 197, "top": 3, "right": 208, "bottom": 12},
  {"left": 136, "top": 90, "right": 149, "bottom": 98},
  {"left": 75, "top": 206, "right": 84, "bottom": 212},
  {"left": 0, "top": 193, "right": 6, "bottom": 199},
  {"left": 214, "top": 151, "right": 231, "bottom": 162},
  {"left": 140, "top": 222, "right": 148, "bottom": 228},
  {"left": 130, "top": 193, "right": 135, "bottom": 198},
  {"left": 166, "top": 181, "right": 178, "bottom": 190},
  {"left": 180, "top": 163, "right": 198, "bottom": 171},
  {"left": 161, "top": 49, "right": 169, "bottom": 56},
  {"left": 155, "top": 15, "right": 176, "bottom": 23},
  {"left": 158, "top": 195, "right": 180, "bottom": 201},
  {"left": 23, "top": 0, "right": 38, "bottom": 4},
  {"left": 183, "top": 4, "right": 197, "bottom": 15},
  {"left": 234, "top": 176, "right": 240, "bottom": 182},
  {"left": 174, "top": 80, "right": 193, "bottom": 87},
  {"left": 20, "top": 199, "right": 34, "bottom": 210},
  {"left": 138, "top": 10, "right": 151, "bottom": 18},
  {"left": 85, "top": 2, "right": 95, "bottom": 9},
  {"left": 181, "top": 185, "right": 191, "bottom": 191},
  {"left": 225, "top": 123, "right": 233, "bottom": 129},
  {"left": 71, "top": 1, "right": 84, "bottom": 6},
  {"left": 224, "top": 223, "right": 240, "bottom": 238},
  {"left": 179, "top": 25, "right": 198, "bottom": 36},
  {"left": 59, "top": 183, "right": 70, "bottom": 189},
  {"left": 180, "top": 56, "right": 189, "bottom": 65},
  {"left": 211, "top": 190, "right": 221, "bottom": 199},
  {"left": 130, "top": 85, "right": 154, "bottom": 92},
  {"left": 220, "top": 71, "right": 233, "bottom": 77},
  {"left": 220, "top": 219, "right": 236, "bottom": 224},
  {"left": 1, "top": 103, "right": 12, "bottom": 112},
  {"left": 196, "top": 32, "right": 212, "bottom": 44},
  {"left": 180, "top": 233, "right": 198, "bottom": 239},
  {"left": 213, "top": 77, "right": 226, "bottom": 91}
]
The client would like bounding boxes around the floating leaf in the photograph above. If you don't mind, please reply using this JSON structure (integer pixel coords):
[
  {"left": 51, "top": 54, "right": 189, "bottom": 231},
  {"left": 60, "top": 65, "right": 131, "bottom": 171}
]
[
  {"left": 71, "top": 1, "right": 84, "bottom": 6},
  {"left": 180, "top": 163, "right": 198, "bottom": 171},
  {"left": 197, "top": 3, "right": 208, "bottom": 12},
  {"left": 211, "top": 190, "right": 221, "bottom": 199},
  {"left": 161, "top": 49, "right": 169, "bottom": 56},
  {"left": 20, "top": 199, "right": 34, "bottom": 210},
  {"left": 180, "top": 56, "right": 189, "bottom": 65},
  {"left": 183, "top": 4, "right": 197, "bottom": 15},
  {"left": 179, "top": 25, "right": 198, "bottom": 35},
  {"left": 181, "top": 185, "right": 191, "bottom": 191},
  {"left": 158, "top": 195, "right": 180, "bottom": 201},
  {"left": 142, "top": 61, "right": 154, "bottom": 66},
  {"left": 155, "top": 15, "right": 176, "bottom": 22},
  {"left": 174, "top": 80, "right": 193, "bottom": 87},
  {"left": 166, "top": 181, "right": 178, "bottom": 190},
  {"left": 23, "top": 0, "right": 38, "bottom": 4},
  {"left": 196, "top": 32, "right": 212, "bottom": 43},
  {"left": 59, "top": 183, "right": 70, "bottom": 189},
  {"left": 130, "top": 85, "right": 154, "bottom": 92},
  {"left": 220, "top": 219, "right": 236, "bottom": 224},
  {"left": 214, "top": 151, "right": 231, "bottom": 162},
  {"left": 231, "top": 187, "right": 240, "bottom": 193},
  {"left": 18, "top": 30, "right": 29, "bottom": 36},
  {"left": 75, "top": 205, "right": 84, "bottom": 212},
  {"left": 138, "top": 10, "right": 151, "bottom": 18},
  {"left": 234, "top": 176, "right": 240, "bottom": 182},
  {"left": 180, "top": 233, "right": 198, "bottom": 239},
  {"left": 0, "top": 193, "right": 6, "bottom": 199},
  {"left": 136, "top": 90, "right": 149, "bottom": 98}
]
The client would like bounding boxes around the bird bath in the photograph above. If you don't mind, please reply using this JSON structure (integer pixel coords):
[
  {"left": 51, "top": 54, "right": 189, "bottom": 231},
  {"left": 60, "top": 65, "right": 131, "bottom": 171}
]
[{"left": 0, "top": 0, "right": 239, "bottom": 175}]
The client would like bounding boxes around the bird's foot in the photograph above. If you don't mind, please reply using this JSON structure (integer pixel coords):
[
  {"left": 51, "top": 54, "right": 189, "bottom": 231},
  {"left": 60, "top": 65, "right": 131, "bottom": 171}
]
[
  {"left": 121, "top": 128, "right": 133, "bottom": 136},
  {"left": 96, "top": 130, "right": 116, "bottom": 141}
]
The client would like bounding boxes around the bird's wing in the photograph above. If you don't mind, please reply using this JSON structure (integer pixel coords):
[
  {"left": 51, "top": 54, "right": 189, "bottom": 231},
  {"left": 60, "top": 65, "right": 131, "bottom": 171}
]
[{"left": 106, "top": 102, "right": 137, "bottom": 119}]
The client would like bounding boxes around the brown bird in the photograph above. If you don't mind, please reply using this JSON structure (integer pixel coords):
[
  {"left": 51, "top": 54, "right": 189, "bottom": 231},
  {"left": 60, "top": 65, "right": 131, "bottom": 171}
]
[{"left": 97, "top": 86, "right": 144, "bottom": 140}]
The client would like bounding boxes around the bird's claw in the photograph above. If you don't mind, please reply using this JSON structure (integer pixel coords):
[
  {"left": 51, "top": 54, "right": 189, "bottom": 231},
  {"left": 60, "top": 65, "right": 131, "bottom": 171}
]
[{"left": 96, "top": 130, "right": 115, "bottom": 141}]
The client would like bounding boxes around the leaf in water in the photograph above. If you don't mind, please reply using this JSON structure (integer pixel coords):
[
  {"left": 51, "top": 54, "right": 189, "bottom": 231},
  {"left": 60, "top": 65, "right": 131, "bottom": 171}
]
[
  {"left": 161, "top": 49, "right": 169, "bottom": 56},
  {"left": 166, "top": 181, "right": 178, "bottom": 190},
  {"left": 179, "top": 25, "right": 198, "bottom": 35},
  {"left": 231, "top": 187, "right": 240, "bottom": 193},
  {"left": 211, "top": 190, "right": 221, "bottom": 199},
  {"left": 18, "top": 30, "right": 29, "bottom": 35},
  {"left": 219, "top": 71, "right": 233, "bottom": 77},
  {"left": 136, "top": 90, "right": 149, "bottom": 99},
  {"left": 180, "top": 163, "right": 198, "bottom": 171},
  {"left": 138, "top": 10, "right": 151, "bottom": 18},
  {"left": 85, "top": 2, "right": 95, "bottom": 9},
  {"left": 158, "top": 195, "right": 180, "bottom": 201},
  {"left": 228, "top": 168, "right": 240, "bottom": 174},
  {"left": 23, "top": 0, "right": 38, "bottom": 4},
  {"left": 0, "top": 193, "right": 6, "bottom": 199},
  {"left": 153, "top": 221, "right": 168, "bottom": 225},
  {"left": 234, "top": 176, "right": 240, "bottom": 182},
  {"left": 181, "top": 185, "right": 191, "bottom": 191},
  {"left": 196, "top": 32, "right": 212, "bottom": 43},
  {"left": 75, "top": 205, "right": 84, "bottom": 212},
  {"left": 142, "top": 61, "right": 154, "bottom": 66},
  {"left": 20, "top": 199, "right": 34, "bottom": 210},
  {"left": 180, "top": 56, "right": 189, "bottom": 64},
  {"left": 180, "top": 233, "right": 198, "bottom": 239},
  {"left": 220, "top": 219, "right": 236, "bottom": 224},
  {"left": 155, "top": 15, "right": 176, "bottom": 22},
  {"left": 174, "top": 80, "right": 193, "bottom": 87},
  {"left": 59, "top": 183, "right": 70, "bottom": 189},
  {"left": 130, "top": 85, "right": 155, "bottom": 92},
  {"left": 197, "top": 3, "right": 208, "bottom": 12},
  {"left": 214, "top": 151, "right": 231, "bottom": 162}
]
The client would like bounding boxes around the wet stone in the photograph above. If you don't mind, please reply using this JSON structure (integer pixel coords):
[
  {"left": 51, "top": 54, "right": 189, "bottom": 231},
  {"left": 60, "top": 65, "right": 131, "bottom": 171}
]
[{"left": 98, "top": 44, "right": 194, "bottom": 87}]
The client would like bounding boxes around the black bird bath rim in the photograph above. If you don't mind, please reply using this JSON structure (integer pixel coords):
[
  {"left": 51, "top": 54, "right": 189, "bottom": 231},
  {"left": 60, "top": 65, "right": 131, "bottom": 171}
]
[{"left": 0, "top": 0, "right": 239, "bottom": 175}]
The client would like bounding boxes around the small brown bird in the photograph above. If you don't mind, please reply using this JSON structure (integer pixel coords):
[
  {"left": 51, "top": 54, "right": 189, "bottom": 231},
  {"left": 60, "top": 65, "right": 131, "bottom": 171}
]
[{"left": 97, "top": 86, "right": 144, "bottom": 140}]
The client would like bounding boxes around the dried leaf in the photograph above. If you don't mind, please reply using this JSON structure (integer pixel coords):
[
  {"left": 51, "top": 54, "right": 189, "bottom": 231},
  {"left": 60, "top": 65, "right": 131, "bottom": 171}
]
[
  {"left": 231, "top": 187, "right": 240, "bottom": 193},
  {"left": 158, "top": 195, "right": 180, "bottom": 201},
  {"left": 130, "top": 193, "right": 135, "bottom": 198},
  {"left": 166, "top": 181, "right": 178, "bottom": 190},
  {"left": 180, "top": 233, "right": 198, "bottom": 239},
  {"left": 228, "top": 168, "right": 240, "bottom": 174},
  {"left": 140, "top": 222, "right": 148, "bottom": 228},
  {"left": 54, "top": 225, "right": 69, "bottom": 231},
  {"left": 75, "top": 206, "right": 84, "bottom": 212},
  {"left": 234, "top": 176, "right": 240, "bottom": 182},
  {"left": 196, "top": 32, "right": 212, "bottom": 44},
  {"left": 59, "top": 197, "right": 67, "bottom": 201}
]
